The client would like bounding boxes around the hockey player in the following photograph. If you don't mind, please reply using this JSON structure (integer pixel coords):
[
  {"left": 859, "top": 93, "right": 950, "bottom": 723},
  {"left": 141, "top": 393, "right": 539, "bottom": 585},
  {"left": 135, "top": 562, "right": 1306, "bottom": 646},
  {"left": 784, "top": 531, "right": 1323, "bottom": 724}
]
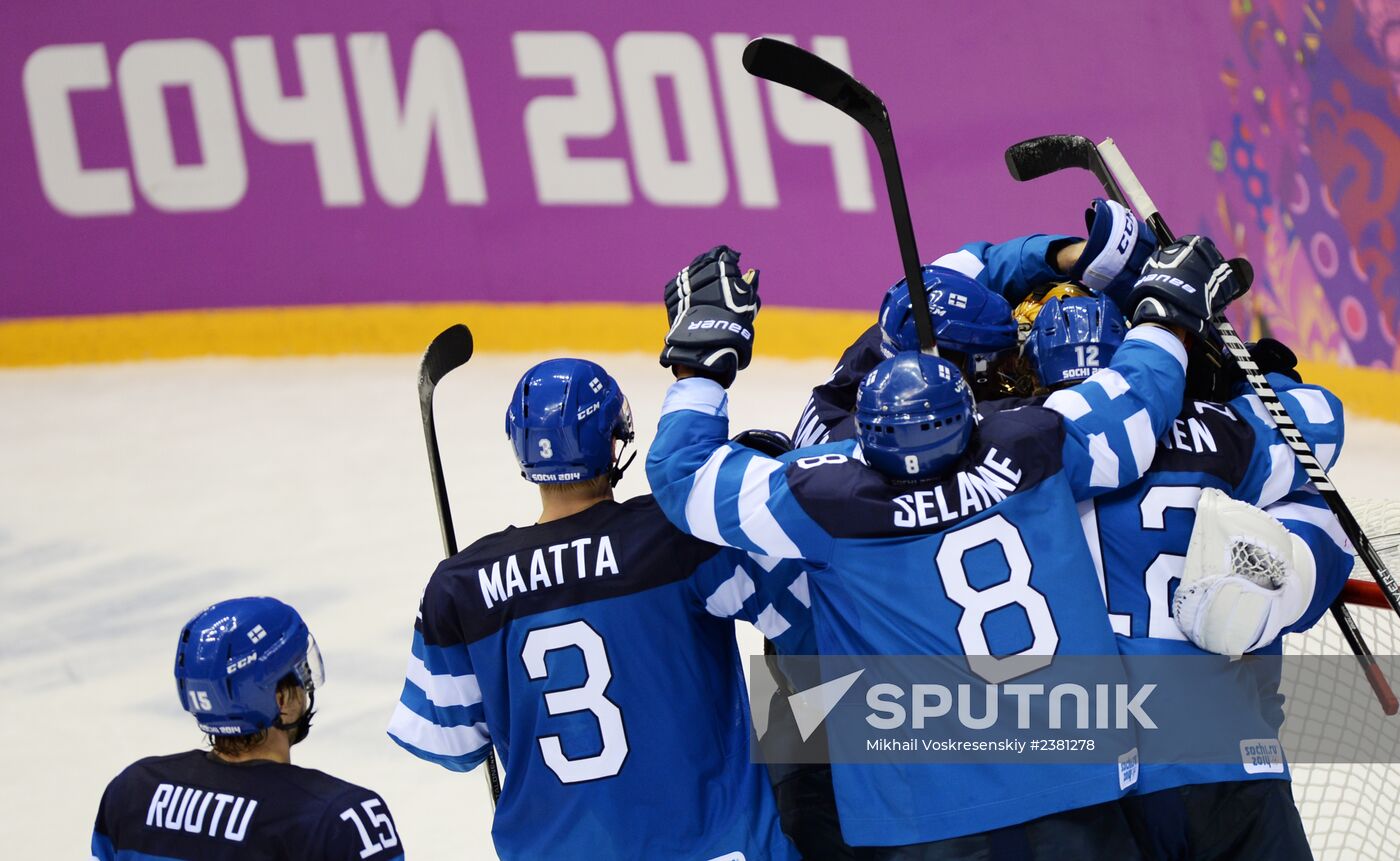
[
  {"left": 646, "top": 239, "right": 1246, "bottom": 857},
  {"left": 385, "top": 354, "right": 806, "bottom": 860},
  {"left": 793, "top": 197, "right": 1157, "bottom": 447},
  {"left": 1014, "top": 292, "right": 1353, "bottom": 859},
  {"left": 91, "top": 597, "right": 403, "bottom": 861}
]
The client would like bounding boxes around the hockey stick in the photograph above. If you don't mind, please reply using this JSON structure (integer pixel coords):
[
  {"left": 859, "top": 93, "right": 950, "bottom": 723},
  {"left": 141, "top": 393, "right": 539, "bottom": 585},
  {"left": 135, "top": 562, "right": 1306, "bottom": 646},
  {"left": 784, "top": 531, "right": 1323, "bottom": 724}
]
[
  {"left": 417, "top": 323, "right": 505, "bottom": 801},
  {"left": 742, "top": 37, "right": 937, "bottom": 355},
  {"left": 1006, "top": 134, "right": 1399, "bottom": 714}
]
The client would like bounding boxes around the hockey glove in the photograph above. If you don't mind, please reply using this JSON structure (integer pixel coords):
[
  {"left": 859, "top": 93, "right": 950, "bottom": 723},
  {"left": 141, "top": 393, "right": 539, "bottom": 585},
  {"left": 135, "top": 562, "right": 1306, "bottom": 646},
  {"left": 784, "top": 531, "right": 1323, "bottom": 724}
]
[
  {"left": 662, "top": 305, "right": 754, "bottom": 388},
  {"left": 662, "top": 245, "right": 760, "bottom": 326},
  {"left": 1068, "top": 198, "right": 1157, "bottom": 311},
  {"left": 1126, "top": 235, "right": 1252, "bottom": 339},
  {"left": 661, "top": 246, "right": 760, "bottom": 387},
  {"left": 732, "top": 428, "right": 794, "bottom": 457},
  {"left": 1172, "top": 489, "right": 1316, "bottom": 655}
]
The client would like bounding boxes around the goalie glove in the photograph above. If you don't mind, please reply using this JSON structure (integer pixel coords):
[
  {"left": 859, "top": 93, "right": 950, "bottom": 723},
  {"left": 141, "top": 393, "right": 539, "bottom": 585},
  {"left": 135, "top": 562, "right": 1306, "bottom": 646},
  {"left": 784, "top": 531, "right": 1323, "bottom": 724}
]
[{"left": 1172, "top": 488, "right": 1317, "bottom": 655}]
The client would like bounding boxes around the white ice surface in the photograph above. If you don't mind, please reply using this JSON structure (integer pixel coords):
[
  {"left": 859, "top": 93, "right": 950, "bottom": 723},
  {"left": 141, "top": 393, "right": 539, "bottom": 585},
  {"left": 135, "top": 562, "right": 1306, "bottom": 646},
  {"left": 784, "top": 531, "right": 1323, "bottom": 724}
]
[{"left": 2, "top": 353, "right": 1397, "bottom": 860}]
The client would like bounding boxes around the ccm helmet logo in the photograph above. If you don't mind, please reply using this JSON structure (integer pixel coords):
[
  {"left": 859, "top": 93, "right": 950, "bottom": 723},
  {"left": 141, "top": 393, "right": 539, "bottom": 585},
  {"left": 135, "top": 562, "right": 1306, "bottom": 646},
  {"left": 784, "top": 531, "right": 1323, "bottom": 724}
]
[
  {"left": 226, "top": 652, "right": 257, "bottom": 674},
  {"left": 688, "top": 319, "right": 752, "bottom": 339}
]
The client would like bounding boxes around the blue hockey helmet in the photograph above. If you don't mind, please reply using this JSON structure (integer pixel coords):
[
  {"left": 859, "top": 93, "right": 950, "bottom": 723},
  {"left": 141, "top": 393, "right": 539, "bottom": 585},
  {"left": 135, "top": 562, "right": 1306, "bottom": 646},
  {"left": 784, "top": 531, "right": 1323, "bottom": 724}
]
[
  {"left": 174, "top": 597, "right": 325, "bottom": 738},
  {"left": 506, "top": 358, "right": 635, "bottom": 484},
  {"left": 1024, "top": 294, "right": 1126, "bottom": 390},
  {"left": 878, "top": 266, "right": 1018, "bottom": 359},
  {"left": 855, "top": 352, "right": 977, "bottom": 480}
]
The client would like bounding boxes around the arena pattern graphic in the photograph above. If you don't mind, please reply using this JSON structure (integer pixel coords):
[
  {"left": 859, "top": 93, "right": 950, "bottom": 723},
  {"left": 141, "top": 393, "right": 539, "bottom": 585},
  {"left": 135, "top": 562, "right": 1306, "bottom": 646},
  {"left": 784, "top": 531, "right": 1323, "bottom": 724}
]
[{"left": 1208, "top": 0, "right": 1400, "bottom": 370}]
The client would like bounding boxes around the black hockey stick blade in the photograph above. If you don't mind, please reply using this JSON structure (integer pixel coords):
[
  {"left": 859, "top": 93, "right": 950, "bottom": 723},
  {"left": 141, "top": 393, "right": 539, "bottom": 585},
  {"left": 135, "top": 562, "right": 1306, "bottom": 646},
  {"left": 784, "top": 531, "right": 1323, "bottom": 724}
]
[
  {"left": 742, "top": 37, "right": 934, "bottom": 354},
  {"left": 742, "top": 37, "right": 887, "bottom": 137},
  {"left": 1004, "top": 134, "right": 1129, "bottom": 206},
  {"left": 418, "top": 323, "right": 474, "bottom": 400}
]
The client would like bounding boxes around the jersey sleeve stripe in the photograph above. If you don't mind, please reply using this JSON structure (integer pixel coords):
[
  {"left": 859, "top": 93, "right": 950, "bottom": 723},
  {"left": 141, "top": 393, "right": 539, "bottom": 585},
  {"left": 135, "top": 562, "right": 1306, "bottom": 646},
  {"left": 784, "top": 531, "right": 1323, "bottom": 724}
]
[
  {"left": 1086, "top": 431, "right": 1122, "bottom": 487},
  {"left": 1045, "top": 388, "right": 1092, "bottom": 421},
  {"left": 413, "top": 632, "right": 474, "bottom": 678},
  {"left": 408, "top": 634, "right": 481, "bottom": 706},
  {"left": 1257, "top": 443, "right": 1297, "bottom": 508},
  {"left": 788, "top": 571, "right": 811, "bottom": 607},
  {"left": 755, "top": 604, "right": 792, "bottom": 639},
  {"left": 661, "top": 376, "right": 729, "bottom": 417},
  {"left": 1315, "top": 443, "right": 1338, "bottom": 469},
  {"left": 397, "top": 677, "right": 485, "bottom": 728},
  {"left": 1284, "top": 388, "right": 1335, "bottom": 425},
  {"left": 1122, "top": 324, "right": 1187, "bottom": 371},
  {"left": 684, "top": 446, "right": 732, "bottom": 545},
  {"left": 404, "top": 657, "right": 482, "bottom": 710},
  {"left": 387, "top": 701, "right": 490, "bottom": 758},
  {"left": 1268, "top": 498, "right": 1353, "bottom": 552},
  {"left": 1124, "top": 408, "right": 1156, "bottom": 476},
  {"left": 704, "top": 565, "right": 757, "bottom": 617},
  {"left": 1086, "top": 368, "right": 1130, "bottom": 400},
  {"left": 748, "top": 551, "right": 781, "bottom": 572},
  {"left": 930, "top": 248, "right": 986, "bottom": 278},
  {"left": 736, "top": 457, "right": 804, "bottom": 558}
]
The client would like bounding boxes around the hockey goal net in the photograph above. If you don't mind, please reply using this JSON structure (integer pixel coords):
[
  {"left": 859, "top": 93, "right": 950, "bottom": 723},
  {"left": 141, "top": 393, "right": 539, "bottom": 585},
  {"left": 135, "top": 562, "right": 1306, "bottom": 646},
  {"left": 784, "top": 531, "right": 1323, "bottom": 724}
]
[{"left": 1287, "top": 498, "right": 1400, "bottom": 860}]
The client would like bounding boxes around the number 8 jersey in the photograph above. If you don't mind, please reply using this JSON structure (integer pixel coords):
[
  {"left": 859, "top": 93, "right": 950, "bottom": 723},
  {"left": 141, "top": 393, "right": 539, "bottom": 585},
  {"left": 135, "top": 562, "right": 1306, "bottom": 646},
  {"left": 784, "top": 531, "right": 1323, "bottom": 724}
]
[
  {"left": 646, "top": 326, "right": 1190, "bottom": 847},
  {"left": 387, "top": 496, "right": 808, "bottom": 861}
]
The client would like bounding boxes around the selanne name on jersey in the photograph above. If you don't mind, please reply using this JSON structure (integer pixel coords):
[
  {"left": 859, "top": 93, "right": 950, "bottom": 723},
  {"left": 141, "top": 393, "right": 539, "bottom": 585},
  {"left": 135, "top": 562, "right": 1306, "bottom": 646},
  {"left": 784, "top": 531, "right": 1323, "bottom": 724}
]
[
  {"left": 891, "top": 446, "right": 1023, "bottom": 529},
  {"left": 477, "top": 534, "right": 620, "bottom": 609}
]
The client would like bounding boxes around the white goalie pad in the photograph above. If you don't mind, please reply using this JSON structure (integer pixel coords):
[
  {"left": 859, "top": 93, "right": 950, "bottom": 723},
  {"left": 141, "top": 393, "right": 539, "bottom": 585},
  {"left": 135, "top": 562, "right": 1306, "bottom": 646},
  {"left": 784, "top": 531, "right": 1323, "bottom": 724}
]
[{"left": 1173, "top": 488, "right": 1317, "bottom": 655}]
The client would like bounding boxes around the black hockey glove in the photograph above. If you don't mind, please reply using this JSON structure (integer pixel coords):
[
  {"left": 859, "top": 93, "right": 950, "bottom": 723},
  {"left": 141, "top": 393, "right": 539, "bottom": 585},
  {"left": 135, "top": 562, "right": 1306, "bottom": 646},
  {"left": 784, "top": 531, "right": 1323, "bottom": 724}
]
[
  {"left": 661, "top": 245, "right": 760, "bottom": 388},
  {"left": 732, "top": 428, "right": 794, "bottom": 457},
  {"left": 662, "top": 306, "right": 754, "bottom": 388},
  {"left": 1246, "top": 337, "right": 1302, "bottom": 383},
  {"left": 662, "top": 245, "right": 761, "bottom": 325},
  {"left": 1126, "top": 235, "right": 1252, "bottom": 340}
]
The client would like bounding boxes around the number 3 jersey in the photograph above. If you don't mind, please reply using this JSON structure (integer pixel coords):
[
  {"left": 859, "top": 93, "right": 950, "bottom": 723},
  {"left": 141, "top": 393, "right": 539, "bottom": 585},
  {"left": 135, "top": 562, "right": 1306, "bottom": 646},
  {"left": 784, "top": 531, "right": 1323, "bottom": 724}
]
[
  {"left": 387, "top": 496, "right": 807, "bottom": 861},
  {"left": 91, "top": 749, "right": 403, "bottom": 861},
  {"left": 646, "top": 326, "right": 1190, "bottom": 846}
]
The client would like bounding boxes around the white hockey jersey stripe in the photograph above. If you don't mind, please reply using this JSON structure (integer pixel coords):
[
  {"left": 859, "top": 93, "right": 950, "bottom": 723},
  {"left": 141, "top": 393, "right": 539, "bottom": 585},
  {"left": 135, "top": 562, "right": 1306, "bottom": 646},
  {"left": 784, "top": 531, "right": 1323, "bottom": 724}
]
[
  {"left": 405, "top": 655, "right": 482, "bottom": 708},
  {"left": 1123, "top": 324, "right": 1187, "bottom": 371},
  {"left": 1257, "top": 443, "right": 1296, "bottom": 508},
  {"left": 1045, "top": 388, "right": 1091, "bottom": 421},
  {"left": 388, "top": 702, "right": 489, "bottom": 756},
  {"left": 1087, "top": 431, "right": 1121, "bottom": 488},
  {"left": 1315, "top": 443, "right": 1338, "bottom": 469},
  {"left": 1124, "top": 408, "right": 1157, "bottom": 477},
  {"left": 755, "top": 604, "right": 792, "bottom": 639},
  {"left": 704, "top": 565, "right": 756, "bottom": 618},
  {"left": 1087, "top": 368, "right": 1130, "bottom": 400},
  {"left": 1267, "top": 499, "right": 1353, "bottom": 552},
  {"left": 1285, "top": 387, "right": 1335, "bottom": 425},
  {"left": 737, "top": 457, "right": 803, "bottom": 558},
  {"left": 684, "top": 446, "right": 731, "bottom": 546},
  {"left": 930, "top": 248, "right": 986, "bottom": 278},
  {"left": 788, "top": 571, "right": 811, "bottom": 608}
]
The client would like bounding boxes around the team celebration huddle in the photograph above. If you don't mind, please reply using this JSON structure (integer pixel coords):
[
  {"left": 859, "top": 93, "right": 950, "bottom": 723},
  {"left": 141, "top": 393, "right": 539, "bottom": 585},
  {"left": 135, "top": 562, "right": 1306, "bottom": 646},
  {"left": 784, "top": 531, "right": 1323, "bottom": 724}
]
[{"left": 93, "top": 194, "right": 1357, "bottom": 860}]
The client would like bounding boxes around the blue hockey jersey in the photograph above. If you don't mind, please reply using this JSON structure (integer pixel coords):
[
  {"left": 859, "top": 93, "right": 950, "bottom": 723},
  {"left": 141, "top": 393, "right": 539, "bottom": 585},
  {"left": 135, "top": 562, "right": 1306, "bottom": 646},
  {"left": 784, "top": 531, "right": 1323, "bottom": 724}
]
[
  {"left": 648, "top": 326, "right": 1189, "bottom": 846},
  {"left": 1084, "top": 376, "right": 1353, "bottom": 793},
  {"left": 386, "top": 496, "right": 806, "bottom": 861},
  {"left": 91, "top": 749, "right": 402, "bottom": 861},
  {"left": 793, "top": 234, "right": 1072, "bottom": 448}
]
